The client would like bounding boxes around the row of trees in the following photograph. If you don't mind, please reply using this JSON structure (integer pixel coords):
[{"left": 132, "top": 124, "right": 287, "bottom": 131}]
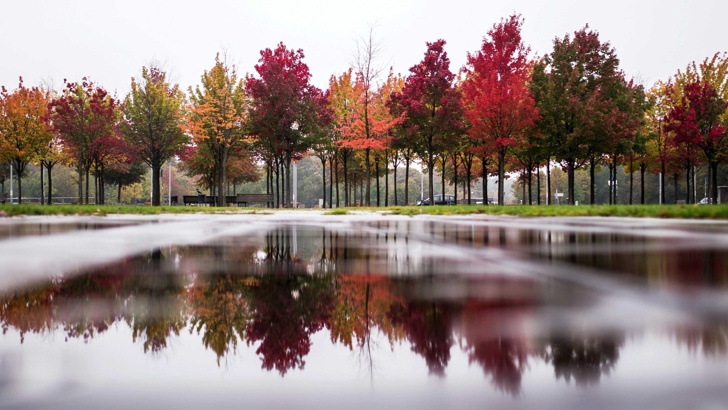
[{"left": 2, "top": 15, "right": 727, "bottom": 206}]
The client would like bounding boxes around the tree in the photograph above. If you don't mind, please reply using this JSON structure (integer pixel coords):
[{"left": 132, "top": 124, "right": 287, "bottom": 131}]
[
  {"left": 122, "top": 66, "right": 187, "bottom": 206},
  {"left": 390, "top": 39, "right": 463, "bottom": 207},
  {"left": 187, "top": 55, "right": 251, "bottom": 206},
  {"left": 248, "top": 43, "right": 324, "bottom": 208},
  {"left": 665, "top": 80, "right": 727, "bottom": 203},
  {"left": 535, "top": 26, "right": 623, "bottom": 205},
  {"left": 328, "top": 69, "right": 358, "bottom": 207},
  {"left": 105, "top": 160, "right": 147, "bottom": 203},
  {"left": 50, "top": 78, "right": 119, "bottom": 204},
  {"left": 0, "top": 77, "right": 53, "bottom": 203},
  {"left": 462, "top": 15, "right": 539, "bottom": 206}
]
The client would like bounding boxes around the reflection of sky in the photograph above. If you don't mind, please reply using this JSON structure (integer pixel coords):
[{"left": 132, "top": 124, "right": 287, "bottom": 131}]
[{"left": 4, "top": 325, "right": 727, "bottom": 409}]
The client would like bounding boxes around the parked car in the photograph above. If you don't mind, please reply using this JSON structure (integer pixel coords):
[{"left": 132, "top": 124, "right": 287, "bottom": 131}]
[
  {"left": 417, "top": 194, "right": 456, "bottom": 206},
  {"left": 699, "top": 197, "right": 714, "bottom": 205}
]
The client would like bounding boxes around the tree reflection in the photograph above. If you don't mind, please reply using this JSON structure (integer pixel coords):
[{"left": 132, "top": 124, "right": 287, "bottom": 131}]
[
  {"left": 461, "top": 303, "right": 530, "bottom": 395},
  {"left": 540, "top": 334, "right": 623, "bottom": 386},
  {"left": 187, "top": 273, "right": 250, "bottom": 364},
  {"left": 245, "top": 270, "right": 333, "bottom": 375},
  {"left": 389, "top": 301, "right": 454, "bottom": 376}
]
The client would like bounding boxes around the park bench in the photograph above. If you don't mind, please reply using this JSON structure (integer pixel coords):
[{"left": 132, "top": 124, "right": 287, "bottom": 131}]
[
  {"left": 182, "top": 195, "right": 216, "bottom": 206},
  {"left": 236, "top": 193, "right": 274, "bottom": 207},
  {"left": 0, "top": 192, "right": 7, "bottom": 204}
]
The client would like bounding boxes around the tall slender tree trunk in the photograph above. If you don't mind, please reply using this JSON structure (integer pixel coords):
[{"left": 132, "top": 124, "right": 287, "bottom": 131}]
[
  {"left": 481, "top": 157, "right": 488, "bottom": 206},
  {"left": 85, "top": 167, "right": 90, "bottom": 205},
  {"left": 440, "top": 156, "right": 446, "bottom": 199},
  {"left": 567, "top": 161, "right": 575, "bottom": 205},
  {"left": 497, "top": 149, "right": 505, "bottom": 206},
  {"left": 384, "top": 151, "right": 389, "bottom": 207},
  {"left": 527, "top": 168, "right": 533, "bottom": 205},
  {"left": 428, "top": 153, "right": 435, "bottom": 206},
  {"left": 660, "top": 161, "right": 666, "bottom": 205},
  {"left": 40, "top": 165, "right": 45, "bottom": 205},
  {"left": 321, "top": 156, "right": 326, "bottom": 208},
  {"left": 546, "top": 161, "right": 551, "bottom": 205},
  {"left": 711, "top": 161, "right": 719, "bottom": 205},
  {"left": 365, "top": 148, "right": 371, "bottom": 206},
  {"left": 375, "top": 157, "right": 380, "bottom": 207},
  {"left": 404, "top": 159, "right": 410, "bottom": 205},
  {"left": 536, "top": 164, "right": 541, "bottom": 205},
  {"left": 640, "top": 162, "right": 646, "bottom": 205},
  {"left": 152, "top": 157, "right": 161, "bottom": 206},
  {"left": 334, "top": 156, "right": 340, "bottom": 208},
  {"left": 343, "top": 156, "right": 349, "bottom": 207},
  {"left": 589, "top": 159, "right": 596, "bottom": 205},
  {"left": 46, "top": 163, "right": 53, "bottom": 205},
  {"left": 393, "top": 164, "right": 398, "bottom": 206}
]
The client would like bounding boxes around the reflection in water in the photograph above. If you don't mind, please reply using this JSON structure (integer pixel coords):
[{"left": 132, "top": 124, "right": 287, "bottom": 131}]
[{"left": 1, "top": 223, "right": 728, "bottom": 397}]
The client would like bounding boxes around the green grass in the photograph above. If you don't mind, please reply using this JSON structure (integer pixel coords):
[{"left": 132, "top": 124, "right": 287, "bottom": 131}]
[
  {"left": 0, "top": 204, "right": 266, "bottom": 217},
  {"left": 2, "top": 203, "right": 728, "bottom": 219},
  {"left": 385, "top": 204, "right": 728, "bottom": 219},
  {"left": 324, "top": 208, "right": 349, "bottom": 215}
]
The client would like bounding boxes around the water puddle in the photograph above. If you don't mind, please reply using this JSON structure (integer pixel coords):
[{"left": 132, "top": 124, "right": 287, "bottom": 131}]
[{"left": 0, "top": 217, "right": 727, "bottom": 409}]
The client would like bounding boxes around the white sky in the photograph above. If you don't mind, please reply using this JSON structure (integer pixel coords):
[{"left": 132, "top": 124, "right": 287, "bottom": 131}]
[{"left": 1, "top": 0, "right": 726, "bottom": 96}]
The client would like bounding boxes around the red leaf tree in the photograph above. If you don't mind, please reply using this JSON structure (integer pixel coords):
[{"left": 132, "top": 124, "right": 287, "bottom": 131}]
[
  {"left": 50, "top": 78, "right": 121, "bottom": 204},
  {"left": 389, "top": 39, "right": 463, "bottom": 206},
  {"left": 462, "top": 15, "right": 539, "bottom": 206},
  {"left": 665, "top": 80, "right": 727, "bottom": 203},
  {"left": 247, "top": 43, "right": 325, "bottom": 207}
]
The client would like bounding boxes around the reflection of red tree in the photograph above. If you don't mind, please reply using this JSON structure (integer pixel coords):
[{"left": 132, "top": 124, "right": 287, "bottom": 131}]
[
  {"left": 329, "top": 274, "right": 406, "bottom": 349},
  {"left": 389, "top": 301, "right": 453, "bottom": 376},
  {"left": 246, "top": 272, "right": 333, "bottom": 375},
  {"left": 461, "top": 302, "right": 530, "bottom": 395}
]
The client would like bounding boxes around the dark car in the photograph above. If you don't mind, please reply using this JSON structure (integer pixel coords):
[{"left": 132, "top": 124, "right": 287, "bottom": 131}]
[{"left": 417, "top": 194, "right": 456, "bottom": 205}]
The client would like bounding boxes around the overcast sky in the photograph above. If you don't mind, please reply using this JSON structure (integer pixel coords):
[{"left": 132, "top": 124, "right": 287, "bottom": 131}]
[{"left": 1, "top": 0, "right": 726, "bottom": 96}]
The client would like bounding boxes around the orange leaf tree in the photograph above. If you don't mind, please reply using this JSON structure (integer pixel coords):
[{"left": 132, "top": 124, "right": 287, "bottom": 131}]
[
  {"left": 0, "top": 77, "right": 53, "bottom": 202},
  {"left": 187, "top": 54, "right": 249, "bottom": 206}
]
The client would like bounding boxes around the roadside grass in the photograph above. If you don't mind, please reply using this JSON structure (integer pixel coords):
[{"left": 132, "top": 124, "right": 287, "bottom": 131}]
[
  {"left": 2, "top": 203, "right": 728, "bottom": 219},
  {"left": 0, "top": 204, "right": 265, "bottom": 217}
]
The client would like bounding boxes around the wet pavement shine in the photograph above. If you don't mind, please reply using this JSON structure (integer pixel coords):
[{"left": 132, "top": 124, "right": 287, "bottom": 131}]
[{"left": 0, "top": 212, "right": 727, "bottom": 409}]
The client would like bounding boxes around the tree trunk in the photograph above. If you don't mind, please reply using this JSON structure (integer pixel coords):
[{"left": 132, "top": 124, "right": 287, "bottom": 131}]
[
  {"left": 497, "top": 149, "right": 505, "bottom": 206},
  {"left": 404, "top": 159, "right": 410, "bottom": 205},
  {"left": 393, "top": 164, "right": 398, "bottom": 206},
  {"left": 334, "top": 156, "right": 340, "bottom": 208},
  {"left": 118, "top": 183, "right": 122, "bottom": 204},
  {"left": 46, "top": 163, "right": 53, "bottom": 205},
  {"left": 589, "top": 159, "right": 596, "bottom": 205},
  {"left": 527, "top": 167, "right": 533, "bottom": 205},
  {"left": 384, "top": 151, "right": 389, "bottom": 207},
  {"left": 428, "top": 153, "right": 435, "bottom": 206},
  {"left": 440, "top": 155, "right": 446, "bottom": 199},
  {"left": 77, "top": 163, "right": 83, "bottom": 205},
  {"left": 536, "top": 164, "right": 541, "bottom": 205},
  {"left": 375, "top": 157, "right": 380, "bottom": 207},
  {"left": 567, "top": 161, "right": 575, "bottom": 205},
  {"left": 343, "top": 155, "right": 349, "bottom": 207},
  {"left": 40, "top": 164, "right": 45, "bottom": 205},
  {"left": 365, "top": 148, "right": 371, "bottom": 207},
  {"left": 85, "top": 167, "right": 90, "bottom": 205},
  {"left": 481, "top": 156, "right": 488, "bottom": 206},
  {"left": 321, "top": 156, "right": 326, "bottom": 208},
  {"left": 546, "top": 161, "right": 551, "bottom": 205},
  {"left": 711, "top": 161, "right": 719, "bottom": 205},
  {"left": 661, "top": 161, "right": 666, "bottom": 205},
  {"left": 640, "top": 162, "right": 646, "bottom": 205},
  {"left": 152, "top": 157, "right": 161, "bottom": 206}
]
